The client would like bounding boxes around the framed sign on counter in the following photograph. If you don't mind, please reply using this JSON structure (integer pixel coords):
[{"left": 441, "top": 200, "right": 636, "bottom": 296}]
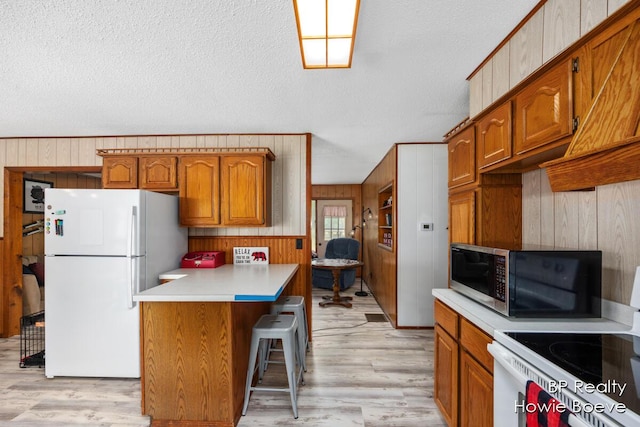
[{"left": 233, "top": 247, "right": 269, "bottom": 264}]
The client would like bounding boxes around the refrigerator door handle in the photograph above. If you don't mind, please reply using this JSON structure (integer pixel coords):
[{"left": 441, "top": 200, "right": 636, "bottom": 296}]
[
  {"left": 127, "top": 206, "right": 135, "bottom": 258},
  {"left": 126, "top": 206, "right": 136, "bottom": 309},
  {"left": 127, "top": 257, "right": 136, "bottom": 309}
]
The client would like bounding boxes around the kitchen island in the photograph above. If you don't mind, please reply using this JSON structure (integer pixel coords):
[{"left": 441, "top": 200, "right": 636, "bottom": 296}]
[{"left": 134, "top": 264, "right": 299, "bottom": 427}]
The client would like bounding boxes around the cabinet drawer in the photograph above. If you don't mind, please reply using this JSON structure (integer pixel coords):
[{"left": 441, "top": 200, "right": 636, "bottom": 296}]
[
  {"left": 459, "top": 318, "right": 493, "bottom": 373},
  {"left": 434, "top": 299, "right": 459, "bottom": 338}
]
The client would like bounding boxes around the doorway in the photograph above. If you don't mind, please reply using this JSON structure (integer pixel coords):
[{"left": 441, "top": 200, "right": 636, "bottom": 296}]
[
  {"left": 313, "top": 199, "right": 353, "bottom": 258},
  {"left": 2, "top": 168, "right": 101, "bottom": 337}
]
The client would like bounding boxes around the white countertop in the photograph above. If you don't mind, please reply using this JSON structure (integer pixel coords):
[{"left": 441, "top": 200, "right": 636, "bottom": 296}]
[
  {"left": 432, "top": 288, "right": 631, "bottom": 337},
  {"left": 134, "top": 264, "right": 299, "bottom": 302}
]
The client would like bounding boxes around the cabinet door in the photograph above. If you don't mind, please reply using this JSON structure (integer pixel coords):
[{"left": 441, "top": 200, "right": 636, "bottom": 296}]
[
  {"left": 434, "top": 325, "right": 459, "bottom": 427},
  {"left": 220, "top": 155, "right": 269, "bottom": 226},
  {"left": 475, "top": 180, "right": 522, "bottom": 247},
  {"left": 514, "top": 59, "right": 573, "bottom": 154},
  {"left": 139, "top": 156, "right": 177, "bottom": 190},
  {"left": 459, "top": 351, "right": 493, "bottom": 427},
  {"left": 573, "top": 14, "right": 639, "bottom": 145},
  {"left": 102, "top": 157, "right": 138, "bottom": 189},
  {"left": 449, "top": 190, "right": 475, "bottom": 245},
  {"left": 448, "top": 127, "right": 475, "bottom": 188},
  {"left": 178, "top": 156, "right": 220, "bottom": 226},
  {"left": 476, "top": 101, "right": 512, "bottom": 169}
]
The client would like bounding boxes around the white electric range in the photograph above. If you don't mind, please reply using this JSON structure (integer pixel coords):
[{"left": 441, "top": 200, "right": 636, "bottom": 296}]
[{"left": 488, "top": 268, "right": 640, "bottom": 427}]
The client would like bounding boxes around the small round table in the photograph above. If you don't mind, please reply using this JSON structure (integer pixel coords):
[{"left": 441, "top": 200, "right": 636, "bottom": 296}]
[{"left": 311, "top": 258, "right": 364, "bottom": 308}]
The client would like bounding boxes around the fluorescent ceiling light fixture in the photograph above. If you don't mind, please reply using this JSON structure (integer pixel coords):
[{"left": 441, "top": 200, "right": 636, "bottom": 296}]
[{"left": 293, "top": 0, "right": 360, "bottom": 69}]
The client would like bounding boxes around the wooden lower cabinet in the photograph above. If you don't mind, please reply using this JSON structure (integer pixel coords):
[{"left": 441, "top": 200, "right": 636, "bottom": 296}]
[
  {"left": 459, "top": 351, "right": 493, "bottom": 427},
  {"left": 140, "top": 301, "right": 271, "bottom": 426},
  {"left": 434, "top": 299, "right": 493, "bottom": 427},
  {"left": 435, "top": 324, "right": 459, "bottom": 426}
]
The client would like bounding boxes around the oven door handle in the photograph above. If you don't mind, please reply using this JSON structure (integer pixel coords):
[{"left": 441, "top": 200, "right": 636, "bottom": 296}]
[
  {"left": 488, "top": 343, "right": 591, "bottom": 427},
  {"left": 488, "top": 342, "right": 529, "bottom": 387}
]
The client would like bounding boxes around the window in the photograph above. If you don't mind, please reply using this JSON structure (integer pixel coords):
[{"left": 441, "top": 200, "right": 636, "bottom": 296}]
[{"left": 323, "top": 205, "right": 347, "bottom": 240}]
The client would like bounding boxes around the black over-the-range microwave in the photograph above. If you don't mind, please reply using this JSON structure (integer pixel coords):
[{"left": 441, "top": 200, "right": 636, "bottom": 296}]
[{"left": 450, "top": 243, "right": 602, "bottom": 318}]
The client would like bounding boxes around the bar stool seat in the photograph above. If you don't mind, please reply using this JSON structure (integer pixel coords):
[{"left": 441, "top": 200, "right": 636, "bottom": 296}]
[
  {"left": 242, "top": 314, "right": 305, "bottom": 419},
  {"left": 270, "top": 295, "right": 309, "bottom": 371}
]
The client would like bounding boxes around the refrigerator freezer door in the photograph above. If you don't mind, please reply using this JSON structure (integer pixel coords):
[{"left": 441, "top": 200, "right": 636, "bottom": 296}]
[
  {"left": 44, "top": 188, "right": 144, "bottom": 256},
  {"left": 45, "top": 256, "right": 141, "bottom": 378}
]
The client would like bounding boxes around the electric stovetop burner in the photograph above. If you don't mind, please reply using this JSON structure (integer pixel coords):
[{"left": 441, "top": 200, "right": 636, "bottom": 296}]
[{"left": 505, "top": 331, "right": 640, "bottom": 413}]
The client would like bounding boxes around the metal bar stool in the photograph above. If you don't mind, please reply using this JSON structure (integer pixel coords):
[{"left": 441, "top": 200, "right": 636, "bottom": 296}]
[
  {"left": 242, "top": 314, "right": 305, "bottom": 419},
  {"left": 270, "top": 295, "right": 309, "bottom": 372}
]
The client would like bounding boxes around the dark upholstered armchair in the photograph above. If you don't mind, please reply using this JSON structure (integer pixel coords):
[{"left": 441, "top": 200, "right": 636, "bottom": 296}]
[{"left": 312, "top": 238, "right": 360, "bottom": 290}]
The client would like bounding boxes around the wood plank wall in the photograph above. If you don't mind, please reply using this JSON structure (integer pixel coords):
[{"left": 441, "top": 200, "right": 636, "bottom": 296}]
[
  {"left": 523, "top": 169, "right": 640, "bottom": 305},
  {"left": 0, "top": 135, "right": 308, "bottom": 237},
  {"left": 469, "top": 0, "right": 632, "bottom": 117},
  {"left": 311, "top": 184, "right": 362, "bottom": 275},
  {"left": 0, "top": 133, "right": 310, "bottom": 337},
  {"left": 361, "top": 146, "right": 398, "bottom": 326}
]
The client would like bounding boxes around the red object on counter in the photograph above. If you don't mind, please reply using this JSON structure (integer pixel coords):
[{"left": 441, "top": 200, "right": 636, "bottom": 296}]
[{"left": 180, "top": 251, "right": 225, "bottom": 268}]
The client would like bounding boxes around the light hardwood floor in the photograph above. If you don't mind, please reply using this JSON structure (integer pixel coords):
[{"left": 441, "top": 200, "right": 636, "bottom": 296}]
[{"left": 0, "top": 281, "right": 445, "bottom": 427}]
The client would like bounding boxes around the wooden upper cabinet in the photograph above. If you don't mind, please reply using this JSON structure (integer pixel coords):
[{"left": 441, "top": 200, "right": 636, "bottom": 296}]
[
  {"left": 102, "top": 157, "right": 138, "bottom": 189},
  {"left": 447, "top": 127, "right": 476, "bottom": 189},
  {"left": 102, "top": 154, "right": 176, "bottom": 190},
  {"left": 574, "top": 9, "right": 635, "bottom": 121},
  {"left": 476, "top": 101, "right": 512, "bottom": 169},
  {"left": 178, "top": 156, "right": 221, "bottom": 227},
  {"left": 449, "top": 190, "right": 475, "bottom": 245},
  {"left": 220, "top": 155, "right": 271, "bottom": 226},
  {"left": 514, "top": 59, "right": 574, "bottom": 155},
  {"left": 139, "top": 156, "right": 177, "bottom": 190},
  {"left": 99, "top": 148, "right": 274, "bottom": 227}
]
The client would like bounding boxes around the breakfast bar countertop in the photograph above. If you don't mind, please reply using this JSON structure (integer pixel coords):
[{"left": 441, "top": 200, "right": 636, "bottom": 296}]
[{"left": 133, "top": 263, "right": 299, "bottom": 302}]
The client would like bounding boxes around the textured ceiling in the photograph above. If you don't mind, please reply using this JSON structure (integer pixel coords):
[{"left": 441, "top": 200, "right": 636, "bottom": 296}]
[{"left": 1, "top": 0, "right": 538, "bottom": 184}]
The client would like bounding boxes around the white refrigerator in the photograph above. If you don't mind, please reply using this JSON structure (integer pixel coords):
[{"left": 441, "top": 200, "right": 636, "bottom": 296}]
[{"left": 44, "top": 189, "right": 188, "bottom": 378}]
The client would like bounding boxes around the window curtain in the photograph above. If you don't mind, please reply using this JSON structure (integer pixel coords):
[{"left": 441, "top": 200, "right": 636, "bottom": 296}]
[{"left": 323, "top": 205, "right": 347, "bottom": 217}]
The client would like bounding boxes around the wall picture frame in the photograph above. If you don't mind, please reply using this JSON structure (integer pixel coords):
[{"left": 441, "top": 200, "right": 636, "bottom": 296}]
[{"left": 23, "top": 178, "right": 53, "bottom": 214}]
